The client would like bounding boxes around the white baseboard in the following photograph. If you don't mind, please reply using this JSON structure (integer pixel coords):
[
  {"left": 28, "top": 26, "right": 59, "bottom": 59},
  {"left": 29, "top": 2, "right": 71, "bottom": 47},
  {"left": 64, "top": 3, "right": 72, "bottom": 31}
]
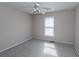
[
  {"left": 33, "top": 38, "right": 73, "bottom": 45},
  {"left": 54, "top": 40, "right": 73, "bottom": 45},
  {"left": 0, "top": 38, "right": 31, "bottom": 53},
  {"left": 74, "top": 46, "right": 79, "bottom": 56}
]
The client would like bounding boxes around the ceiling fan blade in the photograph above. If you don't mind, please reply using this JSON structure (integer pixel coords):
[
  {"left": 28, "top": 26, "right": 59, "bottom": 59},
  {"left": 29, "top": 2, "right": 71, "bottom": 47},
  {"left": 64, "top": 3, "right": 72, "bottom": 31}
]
[
  {"left": 20, "top": 7, "right": 33, "bottom": 8},
  {"left": 40, "top": 7, "right": 51, "bottom": 10}
]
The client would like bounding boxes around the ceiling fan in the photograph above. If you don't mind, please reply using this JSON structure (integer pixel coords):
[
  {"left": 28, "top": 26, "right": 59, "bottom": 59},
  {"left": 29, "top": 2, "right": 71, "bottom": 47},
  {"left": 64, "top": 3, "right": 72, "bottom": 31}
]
[
  {"left": 21, "top": 3, "right": 51, "bottom": 14},
  {"left": 32, "top": 3, "right": 51, "bottom": 14}
]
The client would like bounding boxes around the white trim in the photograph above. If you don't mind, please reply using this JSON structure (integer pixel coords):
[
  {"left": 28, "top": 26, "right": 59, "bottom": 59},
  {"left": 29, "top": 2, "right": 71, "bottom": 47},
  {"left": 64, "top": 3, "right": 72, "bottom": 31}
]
[
  {"left": 74, "top": 46, "right": 79, "bottom": 56},
  {"left": 54, "top": 40, "right": 73, "bottom": 45},
  {"left": 33, "top": 37, "right": 73, "bottom": 45},
  {"left": 0, "top": 38, "right": 31, "bottom": 53}
]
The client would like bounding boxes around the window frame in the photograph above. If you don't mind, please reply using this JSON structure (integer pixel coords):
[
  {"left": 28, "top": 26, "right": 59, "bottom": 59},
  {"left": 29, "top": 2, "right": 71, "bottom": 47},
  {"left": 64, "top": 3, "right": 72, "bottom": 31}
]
[{"left": 44, "top": 16, "right": 54, "bottom": 36}]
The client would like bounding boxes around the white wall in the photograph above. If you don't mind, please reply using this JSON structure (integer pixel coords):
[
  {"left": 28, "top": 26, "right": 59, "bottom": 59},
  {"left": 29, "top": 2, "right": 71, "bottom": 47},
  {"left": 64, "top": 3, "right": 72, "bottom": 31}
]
[
  {"left": 0, "top": 5, "right": 32, "bottom": 52},
  {"left": 74, "top": 5, "right": 79, "bottom": 55},
  {"left": 54, "top": 10, "right": 74, "bottom": 44},
  {"left": 32, "top": 13, "right": 55, "bottom": 41},
  {"left": 33, "top": 9, "right": 74, "bottom": 44}
]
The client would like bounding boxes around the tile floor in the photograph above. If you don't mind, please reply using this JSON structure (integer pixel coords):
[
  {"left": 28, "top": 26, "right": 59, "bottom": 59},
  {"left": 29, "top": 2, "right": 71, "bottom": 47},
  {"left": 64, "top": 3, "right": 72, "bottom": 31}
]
[{"left": 0, "top": 39, "right": 78, "bottom": 57}]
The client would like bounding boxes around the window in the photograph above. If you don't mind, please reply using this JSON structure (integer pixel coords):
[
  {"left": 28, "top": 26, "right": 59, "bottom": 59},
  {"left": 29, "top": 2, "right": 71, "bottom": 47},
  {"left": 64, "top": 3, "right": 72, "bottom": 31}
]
[{"left": 44, "top": 16, "right": 54, "bottom": 36}]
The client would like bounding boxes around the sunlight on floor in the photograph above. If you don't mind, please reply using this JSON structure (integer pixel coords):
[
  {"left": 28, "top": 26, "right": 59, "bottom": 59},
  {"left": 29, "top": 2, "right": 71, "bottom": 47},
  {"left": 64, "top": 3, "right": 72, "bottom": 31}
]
[{"left": 43, "top": 42, "right": 58, "bottom": 57}]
